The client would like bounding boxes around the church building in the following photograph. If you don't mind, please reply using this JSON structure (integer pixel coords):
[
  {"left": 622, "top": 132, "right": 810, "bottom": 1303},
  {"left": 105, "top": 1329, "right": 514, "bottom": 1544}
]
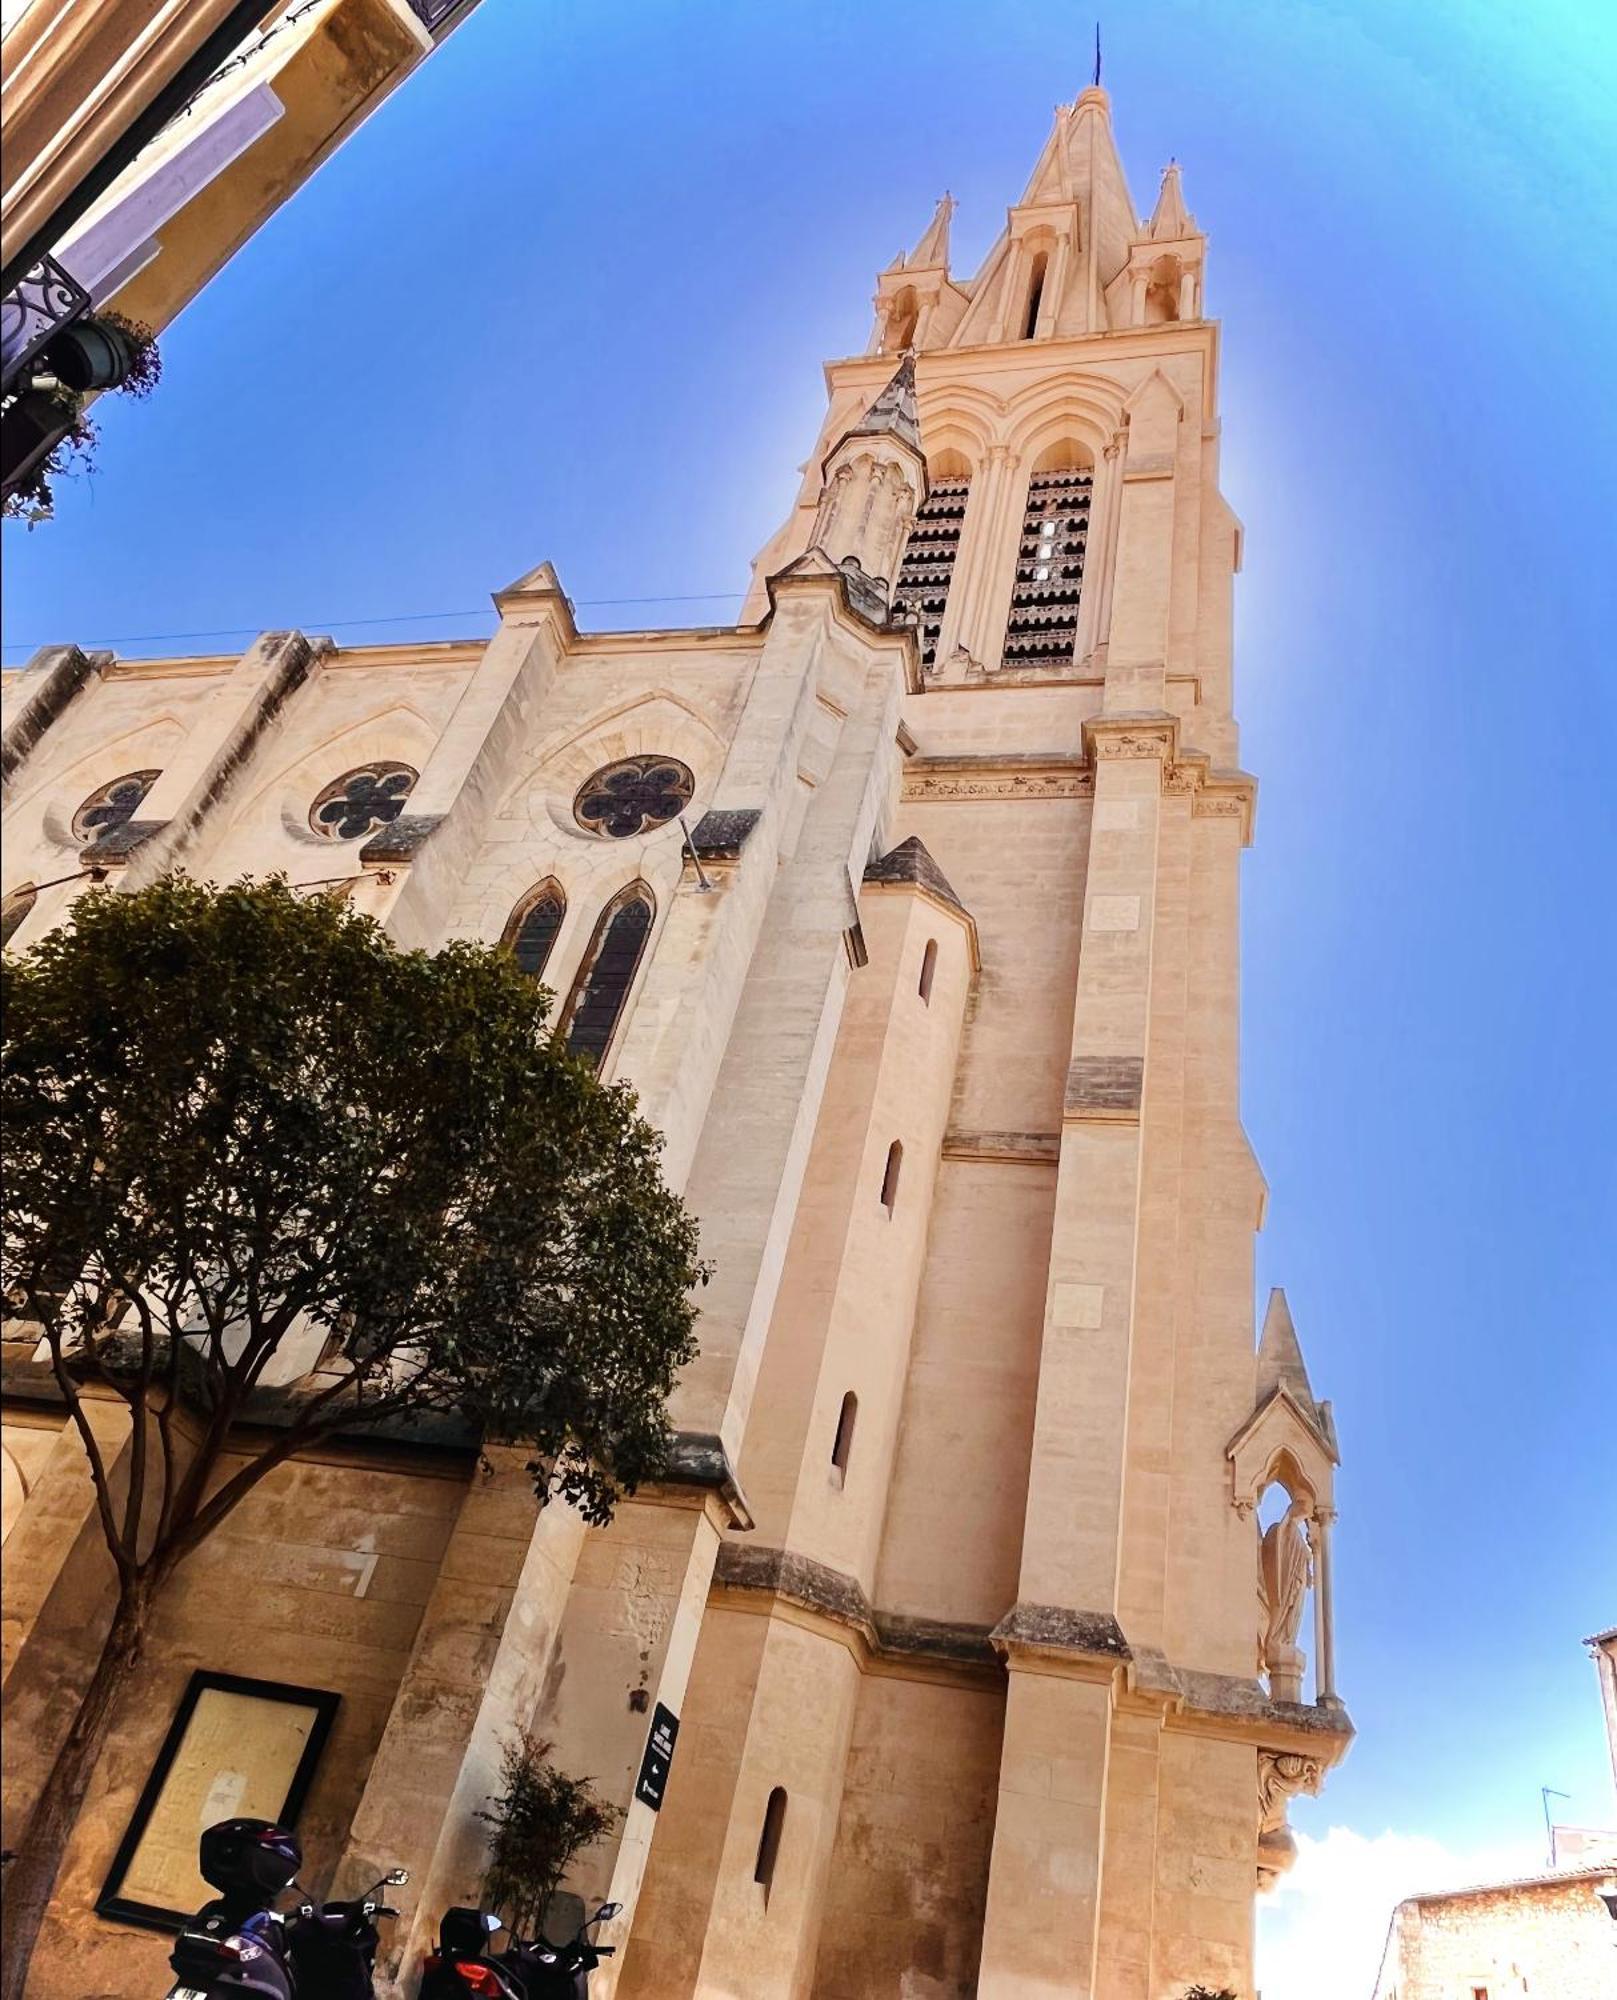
[{"left": 1, "top": 86, "right": 1351, "bottom": 1999}]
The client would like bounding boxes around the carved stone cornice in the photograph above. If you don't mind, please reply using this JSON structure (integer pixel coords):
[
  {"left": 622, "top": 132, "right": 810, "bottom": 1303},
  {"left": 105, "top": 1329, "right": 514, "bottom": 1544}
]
[
  {"left": 1082, "top": 710, "right": 1179, "bottom": 764},
  {"left": 901, "top": 754, "right": 1093, "bottom": 803}
]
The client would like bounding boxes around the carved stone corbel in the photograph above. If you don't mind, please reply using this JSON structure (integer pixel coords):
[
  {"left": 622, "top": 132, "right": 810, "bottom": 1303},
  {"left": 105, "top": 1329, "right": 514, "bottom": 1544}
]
[{"left": 1256, "top": 1749, "right": 1323, "bottom": 1892}]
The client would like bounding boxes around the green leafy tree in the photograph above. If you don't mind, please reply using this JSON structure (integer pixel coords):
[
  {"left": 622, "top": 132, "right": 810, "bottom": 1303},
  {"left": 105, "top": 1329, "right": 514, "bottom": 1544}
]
[
  {"left": 0, "top": 877, "right": 703, "bottom": 1995},
  {"left": 476, "top": 1729, "right": 621, "bottom": 1940}
]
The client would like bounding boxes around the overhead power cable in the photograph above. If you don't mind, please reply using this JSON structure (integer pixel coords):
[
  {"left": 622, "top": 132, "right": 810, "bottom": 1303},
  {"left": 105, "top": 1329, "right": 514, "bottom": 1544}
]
[{"left": 0, "top": 592, "right": 749, "bottom": 657}]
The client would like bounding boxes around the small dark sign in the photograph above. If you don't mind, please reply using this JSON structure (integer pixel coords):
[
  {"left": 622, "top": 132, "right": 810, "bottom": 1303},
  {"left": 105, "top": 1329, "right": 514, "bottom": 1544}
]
[{"left": 633, "top": 1702, "right": 679, "bottom": 1811}]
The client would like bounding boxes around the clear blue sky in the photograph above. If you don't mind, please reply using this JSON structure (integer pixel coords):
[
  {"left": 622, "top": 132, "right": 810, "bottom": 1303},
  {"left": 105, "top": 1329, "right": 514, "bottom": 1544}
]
[{"left": 5, "top": 0, "right": 1614, "bottom": 1979}]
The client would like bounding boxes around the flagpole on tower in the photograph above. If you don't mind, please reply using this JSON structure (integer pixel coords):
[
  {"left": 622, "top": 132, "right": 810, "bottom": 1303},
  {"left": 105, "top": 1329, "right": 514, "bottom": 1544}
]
[{"left": 1093, "top": 22, "right": 1102, "bottom": 89}]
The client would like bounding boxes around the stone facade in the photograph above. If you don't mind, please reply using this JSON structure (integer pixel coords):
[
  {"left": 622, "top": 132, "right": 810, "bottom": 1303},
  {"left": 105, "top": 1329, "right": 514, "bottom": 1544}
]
[
  {"left": 1370, "top": 1869, "right": 1617, "bottom": 2000},
  {"left": 1, "top": 88, "right": 1351, "bottom": 1998}
]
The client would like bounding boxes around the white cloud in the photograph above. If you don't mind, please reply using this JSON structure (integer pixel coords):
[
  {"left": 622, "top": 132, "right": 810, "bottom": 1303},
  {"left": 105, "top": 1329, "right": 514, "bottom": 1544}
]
[{"left": 1256, "top": 1824, "right": 1544, "bottom": 2000}]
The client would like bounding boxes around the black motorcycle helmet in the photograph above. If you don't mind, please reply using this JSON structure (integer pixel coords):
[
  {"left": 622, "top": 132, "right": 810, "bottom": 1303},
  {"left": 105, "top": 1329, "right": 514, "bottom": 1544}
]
[{"left": 198, "top": 1818, "right": 302, "bottom": 1897}]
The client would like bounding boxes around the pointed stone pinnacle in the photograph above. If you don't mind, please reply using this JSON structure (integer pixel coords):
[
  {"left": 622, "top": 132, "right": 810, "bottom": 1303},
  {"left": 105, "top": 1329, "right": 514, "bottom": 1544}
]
[
  {"left": 842, "top": 352, "right": 923, "bottom": 456},
  {"left": 910, "top": 192, "right": 955, "bottom": 269},
  {"left": 1256, "top": 1288, "right": 1317, "bottom": 1413},
  {"left": 1147, "top": 158, "right": 1194, "bottom": 239}
]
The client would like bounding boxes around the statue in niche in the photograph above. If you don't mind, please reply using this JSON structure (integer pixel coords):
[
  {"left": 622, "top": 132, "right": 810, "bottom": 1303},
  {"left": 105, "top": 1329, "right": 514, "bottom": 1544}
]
[{"left": 1256, "top": 1493, "right": 1313, "bottom": 1702}]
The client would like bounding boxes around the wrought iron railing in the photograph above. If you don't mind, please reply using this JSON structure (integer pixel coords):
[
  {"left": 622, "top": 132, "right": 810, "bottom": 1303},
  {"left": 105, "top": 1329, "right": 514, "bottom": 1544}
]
[
  {"left": 405, "top": 0, "right": 468, "bottom": 29},
  {"left": 0, "top": 255, "right": 91, "bottom": 392}
]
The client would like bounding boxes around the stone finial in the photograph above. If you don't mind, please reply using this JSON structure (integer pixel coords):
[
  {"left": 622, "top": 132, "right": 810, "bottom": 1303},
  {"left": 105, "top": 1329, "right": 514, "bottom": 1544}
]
[
  {"left": 909, "top": 193, "right": 955, "bottom": 270},
  {"left": 1147, "top": 159, "right": 1196, "bottom": 239}
]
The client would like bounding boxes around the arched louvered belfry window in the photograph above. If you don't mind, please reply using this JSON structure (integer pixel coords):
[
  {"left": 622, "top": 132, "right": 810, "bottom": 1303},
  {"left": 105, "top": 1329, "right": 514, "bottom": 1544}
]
[
  {"left": 502, "top": 879, "right": 566, "bottom": 980},
  {"left": 560, "top": 883, "right": 654, "bottom": 1067},
  {"left": 1001, "top": 444, "right": 1092, "bottom": 672},
  {"left": 892, "top": 451, "right": 973, "bottom": 673}
]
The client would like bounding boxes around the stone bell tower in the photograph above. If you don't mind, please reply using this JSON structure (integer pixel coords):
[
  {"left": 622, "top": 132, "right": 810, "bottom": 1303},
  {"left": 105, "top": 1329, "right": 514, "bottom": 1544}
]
[{"left": 628, "top": 85, "right": 1353, "bottom": 1999}]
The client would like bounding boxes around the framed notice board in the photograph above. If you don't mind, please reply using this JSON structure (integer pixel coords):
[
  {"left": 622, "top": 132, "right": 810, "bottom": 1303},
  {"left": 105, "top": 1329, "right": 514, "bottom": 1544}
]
[{"left": 96, "top": 1670, "right": 339, "bottom": 1932}]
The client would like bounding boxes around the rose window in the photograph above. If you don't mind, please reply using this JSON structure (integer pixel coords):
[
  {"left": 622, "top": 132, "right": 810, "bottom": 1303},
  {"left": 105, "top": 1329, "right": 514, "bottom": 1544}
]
[
  {"left": 572, "top": 755, "right": 694, "bottom": 839},
  {"left": 72, "top": 770, "right": 161, "bottom": 843},
  {"left": 308, "top": 763, "right": 419, "bottom": 840}
]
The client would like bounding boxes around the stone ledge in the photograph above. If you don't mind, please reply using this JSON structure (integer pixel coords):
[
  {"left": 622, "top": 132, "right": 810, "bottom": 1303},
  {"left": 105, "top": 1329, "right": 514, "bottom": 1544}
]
[
  {"left": 78, "top": 818, "right": 168, "bottom": 866},
  {"left": 941, "top": 1129, "right": 1061, "bottom": 1164},
  {"left": 684, "top": 808, "right": 760, "bottom": 861},
  {"left": 991, "top": 1601, "right": 1132, "bottom": 1666},
  {"left": 1175, "top": 1667, "right": 1355, "bottom": 1741},
  {"left": 359, "top": 812, "right": 444, "bottom": 866},
  {"left": 649, "top": 1430, "right": 754, "bottom": 1531},
  {"left": 713, "top": 1543, "right": 997, "bottom": 1674},
  {"left": 0, "top": 1348, "right": 752, "bottom": 1524}
]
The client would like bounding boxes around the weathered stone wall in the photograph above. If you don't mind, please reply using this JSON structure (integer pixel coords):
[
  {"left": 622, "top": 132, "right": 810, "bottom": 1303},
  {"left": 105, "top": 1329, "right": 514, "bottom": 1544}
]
[
  {"left": 4, "top": 1423, "right": 471, "bottom": 2000},
  {"left": 1374, "top": 1873, "right": 1617, "bottom": 2000},
  {"left": 812, "top": 1674, "right": 1004, "bottom": 1998}
]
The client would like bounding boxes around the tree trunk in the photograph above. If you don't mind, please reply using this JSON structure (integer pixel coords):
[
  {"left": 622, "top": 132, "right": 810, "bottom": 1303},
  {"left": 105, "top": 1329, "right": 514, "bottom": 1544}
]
[{"left": 0, "top": 1579, "right": 150, "bottom": 2000}]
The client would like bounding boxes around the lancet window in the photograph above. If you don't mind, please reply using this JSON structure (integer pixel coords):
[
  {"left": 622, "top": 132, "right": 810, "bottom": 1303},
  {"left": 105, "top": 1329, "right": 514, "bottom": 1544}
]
[
  {"left": 1022, "top": 250, "right": 1049, "bottom": 339},
  {"left": 559, "top": 883, "right": 654, "bottom": 1067},
  {"left": 754, "top": 1788, "right": 788, "bottom": 1901},
  {"left": 1001, "top": 462, "right": 1091, "bottom": 671},
  {"left": 892, "top": 471, "right": 972, "bottom": 672},
  {"left": 830, "top": 1392, "right": 858, "bottom": 1484},
  {"left": 502, "top": 880, "right": 566, "bottom": 979}
]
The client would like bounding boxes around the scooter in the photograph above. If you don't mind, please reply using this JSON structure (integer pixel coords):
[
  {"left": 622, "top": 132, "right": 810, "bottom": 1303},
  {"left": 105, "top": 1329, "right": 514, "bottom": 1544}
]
[
  {"left": 165, "top": 1818, "right": 407, "bottom": 2000},
  {"left": 499, "top": 1902, "right": 620, "bottom": 1999},
  {"left": 286, "top": 1866, "right": 410, "bottom": 1998},
  {"left": 419, "top": 1907, "right": 522, "bottom": 1998},
  {"left": 420, "top": 1900, "right": 620, "bottom": 1999},
  {"left": 166, "top": 1819, "right": 303, "bottom": 2000}
]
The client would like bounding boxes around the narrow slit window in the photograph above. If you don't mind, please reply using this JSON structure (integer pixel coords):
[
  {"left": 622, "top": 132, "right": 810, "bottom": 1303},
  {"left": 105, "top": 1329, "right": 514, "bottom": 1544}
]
[
  {"left": 560, "top": 884, "right": 654, "bottom": 1068},
  {"left": 830, "top": 1393, "right": 858, "bottom": 1485},
  {"left": 1022, "top": 250, "right": 1048, "bottom": 339},
  {"left": 918, "top": 939, "right": 938, "bottom": 1004},
  {"left": 754, "top": 1787, "right": 787, "bottom": 1902},
  {"left": 503, "top": 880, "right": 566, "bottom": 979},
  {"left": 880, "top": 1141, "right": 903, "bottom": 1214}
]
